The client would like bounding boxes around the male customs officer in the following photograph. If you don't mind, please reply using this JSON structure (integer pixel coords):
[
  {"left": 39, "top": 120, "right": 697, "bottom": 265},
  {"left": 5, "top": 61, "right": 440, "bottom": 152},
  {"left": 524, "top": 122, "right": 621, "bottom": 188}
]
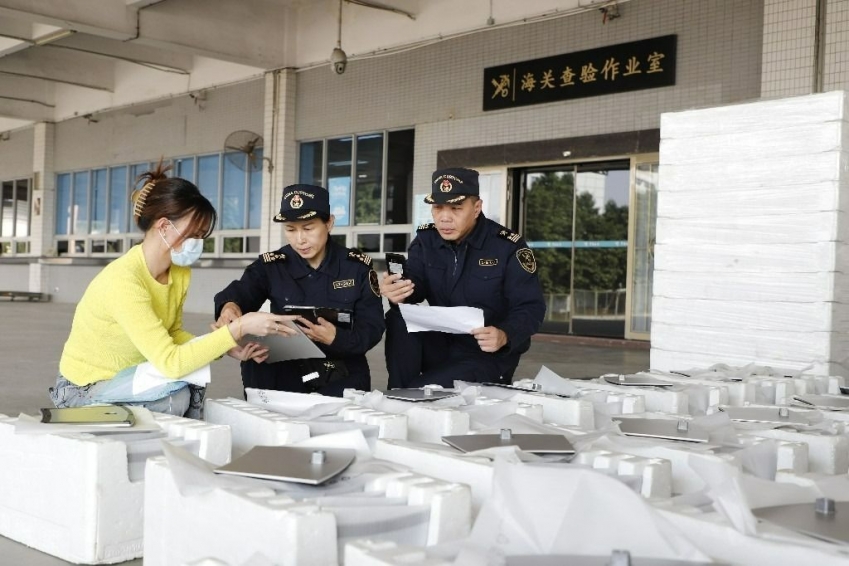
[
  {"left": 214, "top": 184, "right": 385, "bottom": 396},
  {"left": 380, "top": 167, "right": 546, "bottom": 388}
]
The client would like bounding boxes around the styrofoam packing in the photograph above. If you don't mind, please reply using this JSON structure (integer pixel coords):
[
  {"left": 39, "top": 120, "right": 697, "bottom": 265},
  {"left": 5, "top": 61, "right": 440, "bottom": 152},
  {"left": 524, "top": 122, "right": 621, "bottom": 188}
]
[
  {"left": 204, "top": 398, "right": 310, "bottom": 456},
  {"left": 0, "top": 411, "right": 231, "bottom": 565},
  {"left": 650, "top": 323, "right": 832, "bottom": 364},
  {"left": 572, "top": 388, "right": 646, "bottom": 415},
  {"left": 739, "top": 437, "right": 810, "bottom": 475},
  {"left": 651, "top": 297, "right": 835, "bottom": 334},
  {"left": 653, "top": 242, "right": 838, "bottom": 274},
  {"left": 647, "top": 371, "right": 747, "bottom": 406},
  {"left": 144, "top": 457, "right": 336, "bottom": 566},
  {"left": 337, "top": 406, "right": 408, "bottom": 439},
  {"left": 652, "top": 271, "right": 836, "bottom": 303},
  {"left": 743, "top": 429, "right": 849, "bottom": 475},
  {"left": 374, "top": 439, "right": 493, "bottom": 511},
  {"left": 548, "top": 380, "right": 689, "bottom": 416},
  {"left": 406, "top": 406, "right": 470, "bottom": 443},
  {"left": 345, "top": 540, "right": 450, "bottom": 566},
  {"left": 793, "top": 375, "right": 845, "bottom": 395},
  {"left": 659, "top": 91, "right": 845, "bottom": 139},
  {"left": 471, "top": 395, "right": 545, "bottom": 423},
  {"left": 364, "top": 473, "right": 472, "bottom": 545},
  {"left": 573, "top": 449, "right": 672, "bottom": 499},
  {"left": 510, "top": 392, "right": 595, "bottom": 428}
]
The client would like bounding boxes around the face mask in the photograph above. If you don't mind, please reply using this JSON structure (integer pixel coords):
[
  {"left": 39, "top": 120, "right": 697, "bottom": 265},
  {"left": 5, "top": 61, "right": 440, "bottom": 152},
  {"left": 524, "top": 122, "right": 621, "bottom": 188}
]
[{"left": 161, "top": 221, "right": 205, "bottom": 266}]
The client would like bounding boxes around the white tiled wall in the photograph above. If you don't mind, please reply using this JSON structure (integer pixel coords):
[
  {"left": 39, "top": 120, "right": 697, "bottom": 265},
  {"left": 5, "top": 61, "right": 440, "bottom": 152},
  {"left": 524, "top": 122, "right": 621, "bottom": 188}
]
[
  {"left": 0, "top": 127, "right": 34, "bottom": 179},
  {"left": 761, "top": 0, "right": 818, "bottom": 98},
  {"left": 296, "top": 0, "right": 764, "bottom": 204}
]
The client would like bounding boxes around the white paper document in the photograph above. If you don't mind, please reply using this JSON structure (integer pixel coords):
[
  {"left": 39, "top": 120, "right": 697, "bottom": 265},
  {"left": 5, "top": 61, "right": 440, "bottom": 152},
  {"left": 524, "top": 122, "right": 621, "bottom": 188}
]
[
  {"left": 132, "top": 361, "right": 211, "bottom": 395},
  {"left": 398, "top": 304, "right": 484, "bottom": 334}
]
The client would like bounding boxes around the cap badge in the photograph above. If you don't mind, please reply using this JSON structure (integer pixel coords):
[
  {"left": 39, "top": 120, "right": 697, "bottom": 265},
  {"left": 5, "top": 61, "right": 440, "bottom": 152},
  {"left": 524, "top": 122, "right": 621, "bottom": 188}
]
[
  {"left": 440, "top": 179, "right": 453, "bottom": 192},
  {"left": 290, "top": 194, "right": 303, "bottom": 209}
]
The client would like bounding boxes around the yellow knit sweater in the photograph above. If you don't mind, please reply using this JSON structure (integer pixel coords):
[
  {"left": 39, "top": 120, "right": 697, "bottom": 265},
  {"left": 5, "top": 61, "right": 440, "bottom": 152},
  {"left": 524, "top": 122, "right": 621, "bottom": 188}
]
[{"left": 60, "top": 244, "right": 236, "bottom": 385}]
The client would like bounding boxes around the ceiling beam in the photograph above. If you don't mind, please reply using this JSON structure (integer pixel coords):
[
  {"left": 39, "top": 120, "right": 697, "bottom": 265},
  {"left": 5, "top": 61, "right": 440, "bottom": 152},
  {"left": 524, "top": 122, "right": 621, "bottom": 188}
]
[
  {"left": 0, "top": 0, "right": 137, "bottom": 40},
  {"left": 0, "top": 46, "right": 114, "bottom": 91},
  {"left": 136, "top": 0, "right": 293, "bottom": 68},
  {"left": 0, "top": 75, "right": 54, "bottom": 121},
  {"left": 49, "top": 33, "right": 192, "bottom": 74}
]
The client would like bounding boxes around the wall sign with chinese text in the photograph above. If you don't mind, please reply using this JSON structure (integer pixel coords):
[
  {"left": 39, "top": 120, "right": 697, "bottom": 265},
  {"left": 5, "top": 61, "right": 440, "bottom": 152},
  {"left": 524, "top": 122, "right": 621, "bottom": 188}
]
[{"left": 483, "top": 35, "right": 676, "bottom": 111}]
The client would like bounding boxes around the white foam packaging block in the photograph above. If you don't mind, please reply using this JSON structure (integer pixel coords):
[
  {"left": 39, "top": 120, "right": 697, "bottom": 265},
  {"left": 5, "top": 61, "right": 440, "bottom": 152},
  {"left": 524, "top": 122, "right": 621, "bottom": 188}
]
[
  {"left": 653, "top": 90, "right": 849, "bottom": 376},
  {"left": 405, "top": 406, "right": 469, "bottom": 443},
  {"left": 344, "top": 540, "right": 450, "bottom": 566},
  {"left": 144, "top": 458, "right": 337, "bottom": 566},
  {"left": 510, "top": 392, "right": 595, "bottom": 428},
  {"left": 0, "top": 410, "right": 231, "bottom": 565},
  {"left": 204, "top": 398, "right": 310, "bottom": 456}
]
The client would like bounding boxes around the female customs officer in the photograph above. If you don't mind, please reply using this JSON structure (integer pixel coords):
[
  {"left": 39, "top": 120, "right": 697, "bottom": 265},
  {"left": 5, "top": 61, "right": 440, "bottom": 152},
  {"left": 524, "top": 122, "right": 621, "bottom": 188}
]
[{"left": 214, "top": 184, "right": 385, "bottom": 396}]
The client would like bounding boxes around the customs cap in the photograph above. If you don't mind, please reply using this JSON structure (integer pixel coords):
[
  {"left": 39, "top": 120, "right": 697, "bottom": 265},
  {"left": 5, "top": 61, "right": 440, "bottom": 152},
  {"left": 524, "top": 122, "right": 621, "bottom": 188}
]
[
  {"left": 424, "top": 167, "right": 480, "bottom": 204},
  {"left": 273, "top": 184, "right": 330, "bottom": 222}
]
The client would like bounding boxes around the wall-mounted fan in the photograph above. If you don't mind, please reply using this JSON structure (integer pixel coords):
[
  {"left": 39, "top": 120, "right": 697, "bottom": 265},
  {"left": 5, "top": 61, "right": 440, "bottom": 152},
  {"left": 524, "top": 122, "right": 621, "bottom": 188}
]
[{"left": 224, "top": 130, "right": 265, "bottom": 172}]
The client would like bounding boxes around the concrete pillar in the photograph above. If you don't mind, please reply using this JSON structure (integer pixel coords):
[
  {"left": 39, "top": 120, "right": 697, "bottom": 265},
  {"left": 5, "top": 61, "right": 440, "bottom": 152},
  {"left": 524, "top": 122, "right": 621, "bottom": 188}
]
[
  {"left": 261, "top": 69, "right": 298, "bottom": 253},
  {"left": 30, "top": 121, "right": 55, "bottom": 294}
]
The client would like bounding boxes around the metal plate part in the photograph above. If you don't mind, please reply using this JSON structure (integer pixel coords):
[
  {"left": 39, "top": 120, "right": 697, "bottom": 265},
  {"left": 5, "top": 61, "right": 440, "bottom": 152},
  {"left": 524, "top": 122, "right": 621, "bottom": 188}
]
[
  {"left": 383, "top": 388, "right": 459, "bottom": 402},
  {"left": 754, "top": 501, "right": 849, "bottom": 545},
  {"left": 719, "top": 406, "right": 809, "bottom": 426},
  {"left": 506, "top": 555, "right": 719, "bottom": 565},
  {"left": 442, "top": 433, "right": 576, "bottom": 455},
  {"left": 603, "top": 374, "right": 674, "bottom": 387},
  {"left": 792, "top": 394, "right": 849, "bottom": 411},
  {"left": 214, "top": 446, "right": 356, "bottom": 485},
  {"left": 615, "top": 417, "right": 710, "bottom": 443}
]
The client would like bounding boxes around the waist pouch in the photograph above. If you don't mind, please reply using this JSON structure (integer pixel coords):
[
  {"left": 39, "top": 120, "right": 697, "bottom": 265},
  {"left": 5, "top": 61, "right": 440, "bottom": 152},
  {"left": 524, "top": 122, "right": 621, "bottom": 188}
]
[{"left": 296, "top": 359, "right": 349, "bottom": 392}]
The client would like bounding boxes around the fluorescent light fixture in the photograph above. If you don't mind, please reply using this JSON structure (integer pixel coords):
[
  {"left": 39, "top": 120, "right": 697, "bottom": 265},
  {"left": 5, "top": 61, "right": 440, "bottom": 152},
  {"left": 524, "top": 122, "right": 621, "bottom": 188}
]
[{"left": 33, "top": 29, "right": 76, "bottom": 46}]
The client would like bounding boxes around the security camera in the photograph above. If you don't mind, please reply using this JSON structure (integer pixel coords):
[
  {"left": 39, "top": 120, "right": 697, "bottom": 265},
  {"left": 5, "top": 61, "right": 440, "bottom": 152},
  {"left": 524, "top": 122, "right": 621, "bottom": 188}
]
[{"left": 331, "top": 47, "right": 347, "bottom": 75}]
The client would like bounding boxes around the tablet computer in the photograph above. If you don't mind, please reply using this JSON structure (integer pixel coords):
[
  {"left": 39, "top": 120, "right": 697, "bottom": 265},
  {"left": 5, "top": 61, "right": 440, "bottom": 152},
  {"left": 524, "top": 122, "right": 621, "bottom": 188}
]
[
  {"left": 40, "top": 405, "right": 135, "bottom": 427},
  {"left": 282, "top": 305, "right": 353, "bottom": 329},
  {"left": 240, "top": 319, "right": 326, "bottom": 363}
]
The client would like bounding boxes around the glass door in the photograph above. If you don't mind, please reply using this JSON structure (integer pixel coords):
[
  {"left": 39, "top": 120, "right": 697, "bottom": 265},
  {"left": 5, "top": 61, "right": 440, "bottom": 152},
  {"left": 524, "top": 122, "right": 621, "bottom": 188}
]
[
  {"left": 521, "top": 160, "right": 630, "bottom": 337},
  {"left": 625, "top": 156, "right": 659, "bottom": 340},
  {"left": 523, "top": 168, "right": 575, "bottom": 334}
]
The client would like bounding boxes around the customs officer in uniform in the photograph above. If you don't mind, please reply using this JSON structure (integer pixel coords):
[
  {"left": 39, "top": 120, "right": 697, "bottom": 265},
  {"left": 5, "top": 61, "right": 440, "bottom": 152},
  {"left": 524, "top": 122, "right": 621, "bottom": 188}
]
[
  {"left": 214, "top": 184, "right": 385, "bottom": 396},
  {"left": 380, "top": 167, "right": 546, "bottom": 388}
]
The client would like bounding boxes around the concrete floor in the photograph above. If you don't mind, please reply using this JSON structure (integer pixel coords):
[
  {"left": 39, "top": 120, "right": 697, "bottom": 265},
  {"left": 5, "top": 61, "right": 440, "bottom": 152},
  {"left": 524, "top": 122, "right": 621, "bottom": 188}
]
[{"left": 0, "top": 300, "right": 649, "bottom": 565}]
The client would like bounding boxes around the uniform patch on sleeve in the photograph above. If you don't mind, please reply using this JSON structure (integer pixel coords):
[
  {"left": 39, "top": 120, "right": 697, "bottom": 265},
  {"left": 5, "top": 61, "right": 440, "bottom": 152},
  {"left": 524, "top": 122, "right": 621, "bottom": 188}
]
[
  {"left": 261, "top": 252, "right": 286, "bottom": 263},
  {"left": 347, "top": 250, "right": 373, "bottom": 266},
  {"left": 516, "top": 248, "right": 537, "bottom": 274},
  {"left": 369, "top": 270, "right": 380, "bottom": 297},
  {"left": 417, "top": 222, "right": 436, "bottom": 231},
  {"left": 497, "top": 229, "right": 521, "bottom": 244}
]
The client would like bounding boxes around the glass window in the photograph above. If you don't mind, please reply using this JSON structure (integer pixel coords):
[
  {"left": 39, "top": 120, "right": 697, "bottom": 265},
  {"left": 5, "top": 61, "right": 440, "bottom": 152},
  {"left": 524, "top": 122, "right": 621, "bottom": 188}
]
[
  {"left": 72, "top": 172, "right": 89, "bottom": 234},
  {"left": 327, "top": 137, "right": 352, "bottom": 227},
  {"left": 197, "top": 155, "right": 220, "bottom": 209},
  {"left": 386, "top": 129, "right": 414, "bottom": 225},
  {"left": 299, "top": 141, "right": 323, "bottom": 185},
  {"left": 383, "top": 233, "right": 410, "bottom": 253},
  {"left": 129, "top": 163, "right": 148, "bottom": 191},
  {"left": 248, "top": 148, "right": 263, "bottom": 229},
  {"left": 109, "top": 166, "right": 128, "bottom": 234},
  {"left": 174, "top": 157, "right": 195, "bottom": 183},
  {"left": 1, "top": 181, "right": 12, "bottom": 237},
  {"left": 56, "top": 174, "right": 71, "bottom": 235},
  {"left": 356, "top": 233, "right": 380, "bottom": 252},
  {"left": 15, "top": 179, "right": 29, "bottom": 237},
  {"left": 222, "top": 152, "right": 246, "bottom": 230},
  {"left": 223, "top": 237, "right": 244, "bottom": 253},
  {"left": 91, "top": 169, "right": 107, "bottom": 235},
  {"left": 354, "top": 133, "right": 383, "bottom": 225}
]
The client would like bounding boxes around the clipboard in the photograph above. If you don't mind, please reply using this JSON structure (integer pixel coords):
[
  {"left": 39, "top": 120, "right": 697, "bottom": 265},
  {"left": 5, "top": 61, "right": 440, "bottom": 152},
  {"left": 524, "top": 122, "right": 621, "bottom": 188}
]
[
  {"left": 240, "top": 320, "right": 326, "bottom": 363},
  {"left": 39, "top": 405, "right": 135, "bottom": 428}
]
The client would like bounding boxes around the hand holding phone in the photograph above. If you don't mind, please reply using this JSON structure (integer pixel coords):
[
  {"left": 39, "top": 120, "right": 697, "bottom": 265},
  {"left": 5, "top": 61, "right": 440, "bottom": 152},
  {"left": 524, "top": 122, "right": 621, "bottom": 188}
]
[{"left": 385, "top": 253, "right": 407, "bottom": 279}]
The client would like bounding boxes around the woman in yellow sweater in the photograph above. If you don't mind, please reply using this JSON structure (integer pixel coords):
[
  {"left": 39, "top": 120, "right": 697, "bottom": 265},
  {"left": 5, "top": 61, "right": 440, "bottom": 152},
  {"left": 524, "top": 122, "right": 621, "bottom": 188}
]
[{"left": 50, "top": 162, "right": 296, "bottom": 418}]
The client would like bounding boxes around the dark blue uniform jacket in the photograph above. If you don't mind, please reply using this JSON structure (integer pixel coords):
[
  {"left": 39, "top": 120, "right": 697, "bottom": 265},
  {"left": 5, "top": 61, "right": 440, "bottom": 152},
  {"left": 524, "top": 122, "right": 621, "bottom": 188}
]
[{"left": 214, "top": 241, "right": 385, "bottom": 394}]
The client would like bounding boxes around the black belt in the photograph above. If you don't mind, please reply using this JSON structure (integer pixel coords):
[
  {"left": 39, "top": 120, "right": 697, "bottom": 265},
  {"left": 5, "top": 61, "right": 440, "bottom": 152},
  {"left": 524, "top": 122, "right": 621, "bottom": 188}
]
[{"left": 297, "top": 359, "right": 349, "bottom": 392}]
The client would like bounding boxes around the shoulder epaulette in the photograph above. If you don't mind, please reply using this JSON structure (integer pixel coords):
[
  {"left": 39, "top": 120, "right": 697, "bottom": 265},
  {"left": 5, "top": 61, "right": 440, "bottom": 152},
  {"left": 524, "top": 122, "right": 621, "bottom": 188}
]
[
  {"left": 497, "top": 228, "right": 522, "bottom": 244},
  {"left": 347, "top": 250, "right": 372, "bottom": 267},
  {"left": 417, "top": 222, "right": 436, "bottom": 231},
  {"left": 260, "top": 251, "right": 286, "bottom": 263}
]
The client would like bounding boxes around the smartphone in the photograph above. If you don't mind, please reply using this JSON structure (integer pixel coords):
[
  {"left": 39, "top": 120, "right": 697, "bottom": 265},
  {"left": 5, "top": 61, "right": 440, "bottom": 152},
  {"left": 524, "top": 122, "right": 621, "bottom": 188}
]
[{"left": 385, "top": 253, "right": 407, "bottom": 279}]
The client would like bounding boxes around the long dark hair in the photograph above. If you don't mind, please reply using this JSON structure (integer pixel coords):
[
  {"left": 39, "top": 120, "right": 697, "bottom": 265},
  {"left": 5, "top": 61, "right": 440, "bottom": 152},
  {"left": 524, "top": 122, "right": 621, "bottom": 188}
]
[{"left": 131, "top": 158, "right": 217, "bottom": 238}]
